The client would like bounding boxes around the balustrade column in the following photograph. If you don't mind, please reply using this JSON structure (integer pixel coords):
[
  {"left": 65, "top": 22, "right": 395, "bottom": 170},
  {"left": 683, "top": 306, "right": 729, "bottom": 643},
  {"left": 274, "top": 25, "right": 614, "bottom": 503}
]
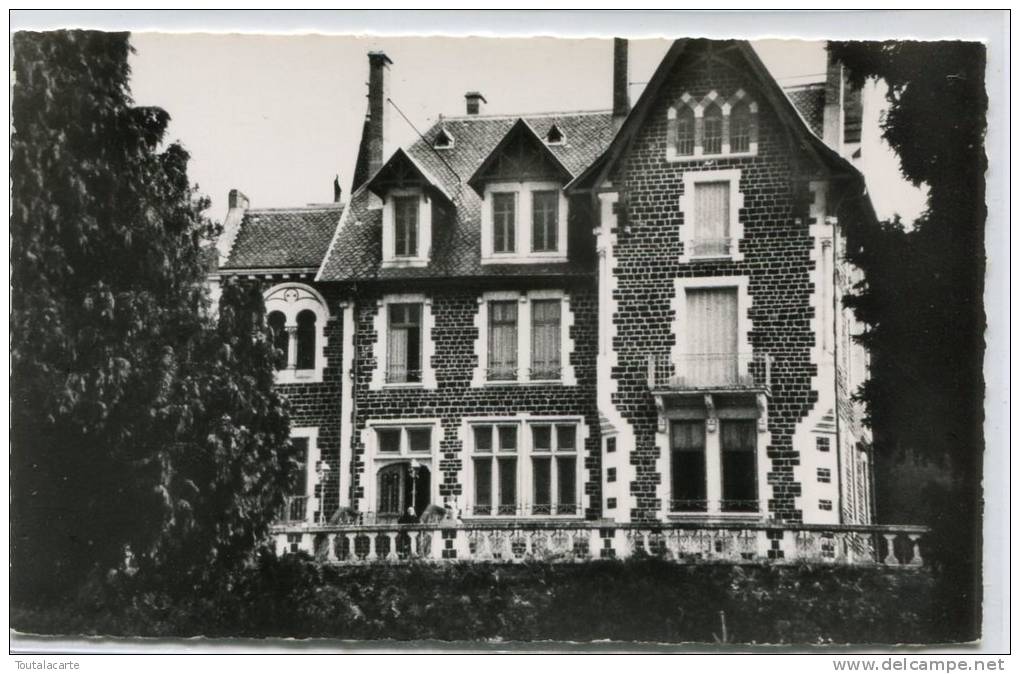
[
  {"left": 909, "top": 535, "right": 923, "bottom": 567},
  {"left": 345, "top": 533, "right": 357, "bottom": 562},
  {"left": 882, "top": 534, "right": 898, "bottom": 565}
]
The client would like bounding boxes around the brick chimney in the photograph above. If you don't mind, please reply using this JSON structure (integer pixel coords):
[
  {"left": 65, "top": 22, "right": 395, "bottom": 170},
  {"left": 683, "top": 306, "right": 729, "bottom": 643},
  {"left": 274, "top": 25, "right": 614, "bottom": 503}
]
[
  {"left": 465, "top": 91, "right": 487, "bottom": 115},
  {"left": 217, "top": 188, "right": 250, "bottom": 265},
  {"left": 352, "top": 51, "right": 392, "bottom": 191},
  {"left": 613, "top": 38, "right": 630, "bottom": 130}
]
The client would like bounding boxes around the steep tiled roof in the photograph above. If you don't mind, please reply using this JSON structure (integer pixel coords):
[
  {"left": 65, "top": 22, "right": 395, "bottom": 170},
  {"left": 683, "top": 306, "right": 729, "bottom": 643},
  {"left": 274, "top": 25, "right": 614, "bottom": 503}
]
[
  {"left": 784, "top": 83, "right": 826, "bottom": 138},
  {"left": 222, "top": 204, "right": 343, "bottom": 270},
  {"left": 317, "top": 111, "right": 615, "bottom": 282}
]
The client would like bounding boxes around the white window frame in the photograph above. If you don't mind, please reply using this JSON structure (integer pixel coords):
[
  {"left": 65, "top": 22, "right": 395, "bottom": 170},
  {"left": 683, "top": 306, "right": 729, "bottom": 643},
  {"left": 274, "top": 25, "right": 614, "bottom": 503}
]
[
  {"left": 362, "top": 418, "right": 442, "bottom": 519},
  {"left": 470, "top": 290, "right": 576, "bottom": 387},
  {"left": 480, "top": 181, "right": 568, "bottom": 264},
  {"left": 264, "top": 283, "right": 329, "bottom": 384},
  {"left": 666, "top": 89, "right": 759, "bottom": 162},
  {"left": 462, "top": 415, "right": 587, "bottom": 519},
  {"left": 678, "top": 168, "right": 745, "bottom": 263},
  {"left": 655, "top": 275, "right": 770, "bottom": 520},
  {"left": 381, "top": 188, "right": 431, "bottom": 268},
  {"left": 370, "top": 293, "right": 437, "bottom": 390}
]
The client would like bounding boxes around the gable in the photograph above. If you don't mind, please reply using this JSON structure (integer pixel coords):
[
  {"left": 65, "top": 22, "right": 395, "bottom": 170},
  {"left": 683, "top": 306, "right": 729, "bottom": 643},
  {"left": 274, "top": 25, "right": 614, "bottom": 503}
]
[
  {"left": 569, "top": 39, "right": 860, "bottom": 193},
  {"left": 467, "top": 118, "right": 573, "bottom": 195}
]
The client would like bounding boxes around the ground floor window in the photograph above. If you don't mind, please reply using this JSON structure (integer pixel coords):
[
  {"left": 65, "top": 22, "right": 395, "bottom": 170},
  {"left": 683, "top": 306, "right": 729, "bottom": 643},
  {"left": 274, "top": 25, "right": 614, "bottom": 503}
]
[
  {"left": 468, "top": 417, "right": 583, "bottom": 517},
  {"left": 669, "top": 414, "right": 760, "bottom": 515}
]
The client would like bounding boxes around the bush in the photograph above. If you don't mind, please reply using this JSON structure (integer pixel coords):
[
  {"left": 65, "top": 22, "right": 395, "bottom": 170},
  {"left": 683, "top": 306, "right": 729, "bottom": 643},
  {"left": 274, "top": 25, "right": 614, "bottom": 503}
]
[{"left": 13, "top": 554, "right": 935, "bottom": 645}]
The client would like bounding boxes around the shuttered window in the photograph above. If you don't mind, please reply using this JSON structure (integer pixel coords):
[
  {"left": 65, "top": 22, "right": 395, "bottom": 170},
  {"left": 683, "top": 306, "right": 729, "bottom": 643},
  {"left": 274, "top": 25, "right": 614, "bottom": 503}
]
[
  {"left": 488, "top": 300, "right": 518, "bottom": 380},
  {"left": 685, "top": 287, "right": 738, "bottom": 386},
  {"left": 492, "top": 192, "right": 516, "bottom": 253},
  {"left": 693, "top": 181, "right": 731, "bottom": 256},
  {"left": 530, "top": 299, "right": 561, "bottom": 379},
  {"left": 387, "top": 303, "right": 422, "bottom": 383},
  {"left": 393, "top": 196, "right": 419, "bottom": 257}
]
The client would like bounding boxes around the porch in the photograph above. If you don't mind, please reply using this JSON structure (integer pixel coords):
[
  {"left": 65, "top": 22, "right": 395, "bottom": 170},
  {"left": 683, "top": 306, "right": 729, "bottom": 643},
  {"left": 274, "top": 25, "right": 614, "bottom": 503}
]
[{"left": 270, "top": 520, "right": 927, "bottom": 568}]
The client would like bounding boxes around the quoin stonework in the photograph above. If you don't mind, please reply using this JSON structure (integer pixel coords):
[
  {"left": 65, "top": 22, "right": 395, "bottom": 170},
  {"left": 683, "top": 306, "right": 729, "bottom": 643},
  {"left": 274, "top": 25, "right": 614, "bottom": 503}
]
[{"left": 212, "top": 38, "right": 925, "bottom": 565}]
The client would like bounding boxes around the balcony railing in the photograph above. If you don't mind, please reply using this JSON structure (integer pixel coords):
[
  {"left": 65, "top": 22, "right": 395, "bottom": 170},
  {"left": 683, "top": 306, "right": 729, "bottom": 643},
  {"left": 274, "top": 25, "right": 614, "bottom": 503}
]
[
  {"left": 270, "top": 520, "right": 928, "bottom": 568},
  {"left": 647, "top": 352, "right": 771, "bottom": 392}
]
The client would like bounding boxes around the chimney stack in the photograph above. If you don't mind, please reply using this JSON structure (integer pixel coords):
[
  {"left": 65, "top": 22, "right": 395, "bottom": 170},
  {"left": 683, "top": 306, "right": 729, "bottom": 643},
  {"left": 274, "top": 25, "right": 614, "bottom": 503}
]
[
  {"left": 822, "top": 47, "right": 844, "bottom": 153},
  {"left": 333, "top": 175, "right": 343, "bottom": 203},
  {"left": 465, "top": 91, "right": 487, "bottom": 115},
  {"left": 612, "top": 38, "right": 630, "bottom": 129},
  {"left": 366, "top": 51, "right": 392, "bottom": 178},
  {"left": 218, "top": 189, "right": 250, "bottom": 265}
]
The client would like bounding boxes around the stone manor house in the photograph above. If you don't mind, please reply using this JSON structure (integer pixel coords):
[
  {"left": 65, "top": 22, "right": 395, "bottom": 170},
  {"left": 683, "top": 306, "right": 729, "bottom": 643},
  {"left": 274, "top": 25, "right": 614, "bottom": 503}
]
[{"left": 212, "top": 38, "right": 925, "bottom": 565}]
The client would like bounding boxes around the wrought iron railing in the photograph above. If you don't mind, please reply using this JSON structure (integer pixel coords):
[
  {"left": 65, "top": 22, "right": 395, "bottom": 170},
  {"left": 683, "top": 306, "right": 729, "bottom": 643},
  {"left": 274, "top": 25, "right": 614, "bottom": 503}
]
[
  {"left": 669, "top": 498, "right": 760, "bottom": 514},
  {"left": 647, "top": 352, "right": 771, "bottom": 391},
  {"left": 270, "top": 519, "right": 929, "bottom": 568},
  {"left": 486, "top": 365, "right": 518, "bottom": 382},
  {"left": 688, "top": 237, "right": 733, "bottom": 258},
  {"left": 385, "top": 367, "right": 422, "bottom": 384},
  {"left": 528, "top": 365, "right": 562, "bottom": 381}
]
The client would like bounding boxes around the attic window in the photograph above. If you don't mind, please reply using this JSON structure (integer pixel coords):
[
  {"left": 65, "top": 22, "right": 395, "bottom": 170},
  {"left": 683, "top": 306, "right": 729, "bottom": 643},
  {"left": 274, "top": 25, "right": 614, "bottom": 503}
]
[
  {"left": 433, "top": 127, "right": 454, "bottom": 149},
  {"left": 545, "top": 124, "right": 564, "bottom": 145}
]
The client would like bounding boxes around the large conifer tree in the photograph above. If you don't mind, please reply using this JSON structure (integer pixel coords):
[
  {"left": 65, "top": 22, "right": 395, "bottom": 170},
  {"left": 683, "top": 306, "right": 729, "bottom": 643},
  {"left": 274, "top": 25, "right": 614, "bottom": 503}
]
[{"left": 11, "top": 30, "right": 293, "bottom": 601}]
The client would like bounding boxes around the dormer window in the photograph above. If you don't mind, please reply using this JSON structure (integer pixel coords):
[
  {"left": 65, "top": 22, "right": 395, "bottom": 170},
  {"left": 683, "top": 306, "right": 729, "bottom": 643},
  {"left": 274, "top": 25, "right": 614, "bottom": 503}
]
[
  {"left": 382, "top": 189, "right": 430, "bottom": 267},
  {"left": 481, "top": 183, "right": 567, "bottom": 263},
  {"left": 545, "top": 124, "right": 564, "bottom": 145},
  {"left": 433, "top": 127, "right": 454, "bottom": 149},
  {"left": 366, "top": 147, "right": 453, "bottom": 270},
  {"left": 393, "top": 195, "right": 419, "bottom": 257}
]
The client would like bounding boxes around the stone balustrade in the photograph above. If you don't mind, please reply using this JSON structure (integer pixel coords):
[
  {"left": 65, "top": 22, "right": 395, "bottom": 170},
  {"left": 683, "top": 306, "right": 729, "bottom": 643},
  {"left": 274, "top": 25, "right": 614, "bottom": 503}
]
[{"left": 270, "top": 520, "right": 927, "bottom": 568}]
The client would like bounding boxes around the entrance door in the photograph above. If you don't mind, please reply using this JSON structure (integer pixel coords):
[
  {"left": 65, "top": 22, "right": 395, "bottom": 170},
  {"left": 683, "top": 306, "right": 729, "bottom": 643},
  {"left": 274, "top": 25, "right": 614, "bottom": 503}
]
[{"left": 377, "top": 462, "right": 432, "bottom": 521}]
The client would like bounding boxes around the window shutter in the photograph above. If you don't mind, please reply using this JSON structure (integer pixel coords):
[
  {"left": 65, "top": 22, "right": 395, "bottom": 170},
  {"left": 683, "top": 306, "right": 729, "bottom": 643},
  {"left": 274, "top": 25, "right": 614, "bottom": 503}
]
[
  {"left": 694, "top": 181, "right": 730, "bottom": 251},
  {"left": 685, "top": 287, "right": 738, "bottom": 385}
]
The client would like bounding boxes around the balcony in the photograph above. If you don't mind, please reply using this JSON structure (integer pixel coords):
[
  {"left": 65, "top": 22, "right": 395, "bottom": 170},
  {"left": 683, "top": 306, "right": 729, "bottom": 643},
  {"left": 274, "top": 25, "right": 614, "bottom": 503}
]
[
  {"left": 270, "top": 519, "right": 928, "bottom": 568},
  {"left": 647, "top": 352, "right": 771, "bottom": 394}
]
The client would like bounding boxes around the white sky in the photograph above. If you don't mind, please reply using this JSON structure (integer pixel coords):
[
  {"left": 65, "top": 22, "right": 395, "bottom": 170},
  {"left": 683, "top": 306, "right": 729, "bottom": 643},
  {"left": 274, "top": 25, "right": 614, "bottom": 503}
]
[{"left": 127, "top": 34, "right": 925, "bottom": 223}]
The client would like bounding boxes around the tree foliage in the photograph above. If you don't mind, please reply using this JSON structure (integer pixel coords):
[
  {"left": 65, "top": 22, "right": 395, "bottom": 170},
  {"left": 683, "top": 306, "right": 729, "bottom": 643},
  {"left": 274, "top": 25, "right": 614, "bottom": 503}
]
[
  {"left": 829, "top": 40, "right": 986, "bottom": 640},
  {"left": 11, "top": 30, "right": 293, "bottom": 601}
]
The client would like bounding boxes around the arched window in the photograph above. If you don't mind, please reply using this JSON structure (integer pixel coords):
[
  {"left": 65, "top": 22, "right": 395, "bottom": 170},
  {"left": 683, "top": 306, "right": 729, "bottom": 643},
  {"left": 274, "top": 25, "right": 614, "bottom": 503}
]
[
  {"left": 296, "top": 310, "right": 317, "bottom": 370},
  {"left": 703, "top": 103, "right": 723, "bottom": 155},
  {"left": 263, "top": 283, "right": 329, "bottom": 383},
  {"left": 730, "top": 100, "right": 752, "bottom": 153},
  {"left": 677, "top": 107, "right": 695, "bottom": 156},
  {"left": 268, "top": 311, "right": 288, "bottom": 370}
]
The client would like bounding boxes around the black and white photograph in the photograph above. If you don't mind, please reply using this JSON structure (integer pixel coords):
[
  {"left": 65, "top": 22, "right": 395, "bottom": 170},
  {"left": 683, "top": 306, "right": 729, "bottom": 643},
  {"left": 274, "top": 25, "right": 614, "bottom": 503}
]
[{"left": 8, "top": 9, "right": 1009, "bottom": 659}]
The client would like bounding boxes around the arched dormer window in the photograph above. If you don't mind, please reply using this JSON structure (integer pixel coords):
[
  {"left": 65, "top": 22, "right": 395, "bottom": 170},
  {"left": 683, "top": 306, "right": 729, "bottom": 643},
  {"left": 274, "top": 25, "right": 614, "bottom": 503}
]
[
  {"left": 702, "top": 103, "right": 723, "bottom": 155},
  {"left": 264, "top": 283, "right": 329, "bottom": 384},
  {"left": 676, "top": 107, "right": 695, "bottom": 156}
]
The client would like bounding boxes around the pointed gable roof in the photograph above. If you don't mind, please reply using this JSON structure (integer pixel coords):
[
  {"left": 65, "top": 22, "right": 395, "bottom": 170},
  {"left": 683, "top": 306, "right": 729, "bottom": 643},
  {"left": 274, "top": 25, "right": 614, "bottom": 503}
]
[
  {"left": 568, "top": 39, "right": 862, "bottom": 193},
  {"left": 467, "top": 118, "right": 574, "bottom": 195},
  {"left": 365, "top": 147, "right": 453, "bottom": 203}
]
